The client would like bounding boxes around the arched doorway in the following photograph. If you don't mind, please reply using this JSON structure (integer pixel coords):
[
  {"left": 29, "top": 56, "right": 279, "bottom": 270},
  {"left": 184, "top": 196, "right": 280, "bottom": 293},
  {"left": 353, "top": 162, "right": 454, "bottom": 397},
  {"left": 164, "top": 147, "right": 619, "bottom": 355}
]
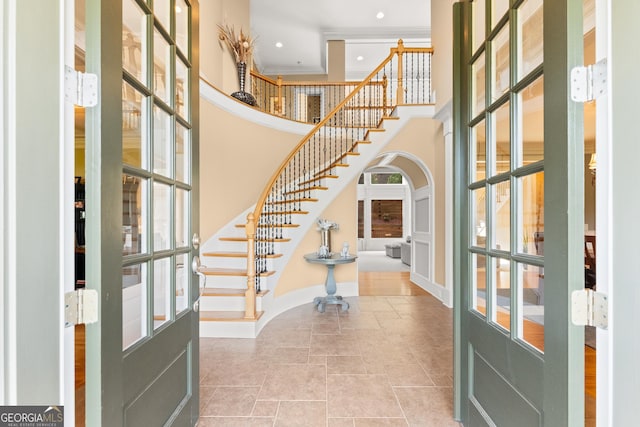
[{"left": 356, "top": 151, "right": 435, "bottom": 296}]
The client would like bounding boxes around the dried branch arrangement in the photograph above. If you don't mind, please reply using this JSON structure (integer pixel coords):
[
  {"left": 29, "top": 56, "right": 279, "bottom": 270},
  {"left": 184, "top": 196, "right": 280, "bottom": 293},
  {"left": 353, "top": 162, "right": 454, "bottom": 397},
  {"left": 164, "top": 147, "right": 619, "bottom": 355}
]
[{"left": 217, "top": 23, "right": 255, "bottom": 64}]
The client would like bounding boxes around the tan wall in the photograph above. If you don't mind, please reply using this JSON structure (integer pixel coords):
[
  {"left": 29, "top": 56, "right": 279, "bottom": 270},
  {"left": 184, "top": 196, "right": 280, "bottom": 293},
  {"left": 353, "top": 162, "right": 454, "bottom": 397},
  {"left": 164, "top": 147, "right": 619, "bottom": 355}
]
[
  {"left": 200, "top": 0, "right": 251, "bottom": 93},
  {"left": 327, "top": 40, "right": 346, "bottom": 82},
  {"left": 431, "top": 0, "right": 455, "bottom": 111},
  {"left": 275, "top": 117, "right": 447, "bottom": 297},
  {"left": 199, "top": 99, "right": 305, "bottom": 242},
  {"left": 276, "top": 181, "right": 358, "bottom": 297}
]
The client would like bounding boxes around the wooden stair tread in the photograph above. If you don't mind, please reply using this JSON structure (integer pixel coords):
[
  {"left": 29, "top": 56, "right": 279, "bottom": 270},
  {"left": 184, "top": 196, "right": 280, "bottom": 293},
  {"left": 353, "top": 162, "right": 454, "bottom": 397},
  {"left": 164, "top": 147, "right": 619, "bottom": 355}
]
[
  {"left": 261, "top": 210, "right": 310, "bottom": 215},
  {"left": 199, "top": 268, "right": 275, "bottom": 277},
  {"left": 200, "top": 310, "right": 264, "bottom": 322},
  {"left": 236, "top": 222, "right": 300, "bottom": 228},
  {"left": 202, "top": 251, "right": 283, "bottom": 259},
  {"left": 220, "top": 236, "right": 291, "bottom": 242},
  {"left": 268, "top": 198, "right": 318, "bottom": 205},
  {"left": 284, "top": 186, "right": 328, "bottom": 196},
  {"left": 298, "top": 175, "right": 338, "bottom": 186},
  {"left": 202, "top": 288, "right": 270, "bottom": 297}
]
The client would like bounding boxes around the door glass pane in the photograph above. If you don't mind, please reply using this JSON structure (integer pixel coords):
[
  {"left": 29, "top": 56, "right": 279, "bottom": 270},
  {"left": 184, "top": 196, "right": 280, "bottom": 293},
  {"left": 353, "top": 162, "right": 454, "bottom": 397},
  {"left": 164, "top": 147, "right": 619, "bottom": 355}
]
[
  {"left": 153, "top": 29, "right": 170, "bottom": 103},
  {"left": 176, "top": 123, "right": 189, "bottom": 183},
  {"left": 472, "top": 253, "right": 487, "bottom": 316},
  {"left": 176, "top": 188, "right": 188, "bottom": 248},
  {"left": 520, "top": 172, "right": 544, "bottom": 254},
  {"left": 493, "top": 180, "right": 510, "bottom": 251},
  {"left": 472, "top": 53, "right": 486, "bottom": 117},
  {"left": 473, "top": 0, "right": 486, "bottom": 54},
  {"left": 122, "top": 0, "right": 148, "bottom": 84},
  {"left": 518, "top": 0, "right": 543, "bottom": 79},
  {"left": 472, "top": 188, "right": 486, "bottom": 247},
  {"left": 491, "top": 0, "right": 509, "bottom": 29},
  {"left": 123, "top": 175, "right": 147, "bottom": 256},
  {"left": 153, "top": 0, "right": 170, "bottom": 32},
  {"left": 176, "top": 57, "right": 189, "bottom": 118},
  {"left": 123, "top": 263, "right": 147, "bottom": 350},
  {"left": 153, "top": 182, "right": 171, "bottom": 251},
  {"left": 122, "top": 82, "right": 147, "bottom": 168},
  {"left": 519, "top": 263, "right": 544, "bottom": 352},
  {"left": 153, "top": 257, "right": 171, "bottom": 329},
  {"left": 175, "top": 0, "right": 189, "bottom": 55},
  {"left": 176, "top": 253, "right": 188, "bottom": 314},
  {"left": 492, "top": 101, "right": 510, "bottom": 175},
  {"left": 153, "top": 105, "right": 172, "bottom": 177},
  {"left": 520, "top": 76, "right": 544, "bottom": 166},
  {"left": 472, "top": 120, "right": 486, "bottom": 182},
  {"left": 493, "top": 257, "right": 510, "bottom": 331},
  {"left": 491, "top": 23, "right": 510, "bottom": 102}
]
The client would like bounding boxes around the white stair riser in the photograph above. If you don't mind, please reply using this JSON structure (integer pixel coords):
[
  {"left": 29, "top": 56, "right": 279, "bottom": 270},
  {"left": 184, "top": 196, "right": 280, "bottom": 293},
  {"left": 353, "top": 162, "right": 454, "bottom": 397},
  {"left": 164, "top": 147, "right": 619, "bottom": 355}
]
[
  {"left": 199, "top": 320, "right": 257, "bottom": 338},
  {"left": 199, "top": 295, "right": 264, "bottom": 312},
  {"left": 202, "top": 276, "right": 268, "bottom": 289}
]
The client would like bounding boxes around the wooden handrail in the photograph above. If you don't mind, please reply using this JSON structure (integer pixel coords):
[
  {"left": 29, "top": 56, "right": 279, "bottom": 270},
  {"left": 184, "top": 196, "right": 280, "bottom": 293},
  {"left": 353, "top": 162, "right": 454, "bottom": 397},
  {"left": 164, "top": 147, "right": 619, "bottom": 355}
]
[{"left": 249, "top": 42, "right": 433, "bottom": 222}]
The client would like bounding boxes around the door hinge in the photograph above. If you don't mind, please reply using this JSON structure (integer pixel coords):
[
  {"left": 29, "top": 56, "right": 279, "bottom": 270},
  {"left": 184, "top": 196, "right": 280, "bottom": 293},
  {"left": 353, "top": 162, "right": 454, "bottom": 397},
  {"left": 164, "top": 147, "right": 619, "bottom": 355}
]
[
  {"left": 64, "top": 66, "right": 98, "bottom": 107},
  {"left": 65, "top": 289, "right": 99, "bottom": 327},
  {"left": 571, "top": 288, "right": 608, "bottom": 329},
  {"left": 571, "top": 59, "right": 607, "bottom": 103}
]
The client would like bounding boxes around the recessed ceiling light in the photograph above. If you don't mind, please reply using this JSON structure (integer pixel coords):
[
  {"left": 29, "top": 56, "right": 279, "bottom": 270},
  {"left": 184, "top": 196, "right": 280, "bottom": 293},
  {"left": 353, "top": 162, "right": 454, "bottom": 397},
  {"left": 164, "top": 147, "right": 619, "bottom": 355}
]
[
  {"left": 356, "top": 56, "right": 364, "bottom": 61},
  {"left": 376, "top": 11, "right": 385, "bottom": 19},
  {"left": 275, "top": 42, "right": 283, "bottom": 48}
]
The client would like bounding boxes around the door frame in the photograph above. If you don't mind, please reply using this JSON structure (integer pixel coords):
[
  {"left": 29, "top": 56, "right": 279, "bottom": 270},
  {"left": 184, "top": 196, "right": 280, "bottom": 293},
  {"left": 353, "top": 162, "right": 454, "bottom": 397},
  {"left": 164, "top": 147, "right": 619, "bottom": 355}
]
[{"left": 599, "top": 0, "right": 640, "bottom": 424}]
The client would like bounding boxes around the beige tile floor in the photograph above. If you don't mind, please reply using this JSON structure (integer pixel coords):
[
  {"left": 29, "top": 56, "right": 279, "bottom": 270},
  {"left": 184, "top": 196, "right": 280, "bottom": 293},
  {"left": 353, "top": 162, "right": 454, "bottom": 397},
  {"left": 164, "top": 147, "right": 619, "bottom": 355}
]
[{"left": 199, "top": 294, "right": 461, "bottom": 426}]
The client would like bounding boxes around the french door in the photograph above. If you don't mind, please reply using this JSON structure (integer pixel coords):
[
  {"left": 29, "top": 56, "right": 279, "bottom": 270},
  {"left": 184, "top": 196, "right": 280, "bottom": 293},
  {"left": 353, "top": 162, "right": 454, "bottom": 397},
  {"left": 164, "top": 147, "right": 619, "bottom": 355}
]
[
  {"left": 454, "top": 0, "right": 584, "bottom": 425},
  {"left": 83, "top": 0, "right": 200, "bottom": 424}
]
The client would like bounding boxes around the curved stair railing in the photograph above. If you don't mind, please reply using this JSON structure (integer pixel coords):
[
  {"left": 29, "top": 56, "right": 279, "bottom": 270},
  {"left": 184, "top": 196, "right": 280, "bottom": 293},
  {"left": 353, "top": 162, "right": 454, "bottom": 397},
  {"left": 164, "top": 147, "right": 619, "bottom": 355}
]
[{"left": 242, "top": 40, "right": 434, "bottom": 319}]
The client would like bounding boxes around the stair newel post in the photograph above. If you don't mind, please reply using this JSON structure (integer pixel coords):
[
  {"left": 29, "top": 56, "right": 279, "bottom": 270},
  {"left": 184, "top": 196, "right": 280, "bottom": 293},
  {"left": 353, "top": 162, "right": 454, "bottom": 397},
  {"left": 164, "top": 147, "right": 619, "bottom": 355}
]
[
  {"left": 396, "top": 39, "right": 405, "bottom": 105},
  {"left": 245, "top": 213, "right": 257, "bottom": 319}
]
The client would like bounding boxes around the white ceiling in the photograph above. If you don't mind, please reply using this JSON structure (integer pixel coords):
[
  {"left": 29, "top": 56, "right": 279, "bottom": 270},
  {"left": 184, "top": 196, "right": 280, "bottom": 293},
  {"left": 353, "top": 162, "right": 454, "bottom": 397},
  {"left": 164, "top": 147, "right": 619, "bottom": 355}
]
[{"left": 250, "top": 0, "right": 431, "bottom": 80}]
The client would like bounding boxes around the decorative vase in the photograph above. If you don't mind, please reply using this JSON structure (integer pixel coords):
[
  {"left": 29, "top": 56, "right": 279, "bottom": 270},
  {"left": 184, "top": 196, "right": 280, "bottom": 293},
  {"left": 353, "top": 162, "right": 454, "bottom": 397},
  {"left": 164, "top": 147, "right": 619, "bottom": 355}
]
[
  {"left": 231, "top": 61, "right": 257, "bottom": 106},
  {"left": 320, "top": 229, "right": 331, "bottom": 254}
]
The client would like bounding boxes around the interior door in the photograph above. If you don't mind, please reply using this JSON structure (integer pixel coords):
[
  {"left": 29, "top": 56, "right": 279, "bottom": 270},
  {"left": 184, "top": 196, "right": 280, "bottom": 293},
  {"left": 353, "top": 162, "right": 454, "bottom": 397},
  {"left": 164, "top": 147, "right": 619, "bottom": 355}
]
[
  {"left": 454, "top": 0, "right": 584, "bottom": 425},
  {"left": 83, "top": 0, "right": 200, "bottom": 424}
]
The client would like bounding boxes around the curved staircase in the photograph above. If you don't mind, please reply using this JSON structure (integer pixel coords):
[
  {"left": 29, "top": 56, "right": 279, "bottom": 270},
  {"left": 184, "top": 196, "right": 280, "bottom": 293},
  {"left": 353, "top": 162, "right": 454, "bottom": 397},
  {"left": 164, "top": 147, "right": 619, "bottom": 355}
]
[{"left": 198, "top": 41, "right": 435, "bottom": 338}]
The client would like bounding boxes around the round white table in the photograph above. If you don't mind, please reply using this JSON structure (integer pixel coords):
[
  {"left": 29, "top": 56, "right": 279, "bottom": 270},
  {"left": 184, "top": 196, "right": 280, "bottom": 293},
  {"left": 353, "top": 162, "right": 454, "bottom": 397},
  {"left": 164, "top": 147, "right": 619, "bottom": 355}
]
[{"left": 304, "top": 253, "right": 357, "bottom": 312}]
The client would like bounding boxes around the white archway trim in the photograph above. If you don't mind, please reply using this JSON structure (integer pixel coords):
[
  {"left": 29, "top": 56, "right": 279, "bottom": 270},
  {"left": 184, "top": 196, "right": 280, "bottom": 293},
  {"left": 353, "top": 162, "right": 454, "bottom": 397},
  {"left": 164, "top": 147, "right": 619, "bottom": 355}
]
[{"left": 363, "top": 151, "right": 452, "bottom": 306}]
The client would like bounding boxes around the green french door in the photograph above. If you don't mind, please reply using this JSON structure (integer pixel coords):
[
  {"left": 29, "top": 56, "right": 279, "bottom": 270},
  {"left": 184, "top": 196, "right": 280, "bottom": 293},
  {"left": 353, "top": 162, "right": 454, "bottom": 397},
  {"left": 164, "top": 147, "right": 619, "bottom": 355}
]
[
  {"left": 454, "top": 0, "right": 584, "bottom": 425},
  {"left": 84, "top": 0, "right": 200, "bottom": 424}
]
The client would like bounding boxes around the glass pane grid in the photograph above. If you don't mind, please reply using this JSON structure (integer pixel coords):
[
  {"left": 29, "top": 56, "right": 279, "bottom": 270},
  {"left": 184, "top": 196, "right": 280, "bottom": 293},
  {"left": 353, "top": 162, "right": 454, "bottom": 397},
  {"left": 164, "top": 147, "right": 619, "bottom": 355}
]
[{"left": 467, "top": 0, "right": 546, "bottom": 357}]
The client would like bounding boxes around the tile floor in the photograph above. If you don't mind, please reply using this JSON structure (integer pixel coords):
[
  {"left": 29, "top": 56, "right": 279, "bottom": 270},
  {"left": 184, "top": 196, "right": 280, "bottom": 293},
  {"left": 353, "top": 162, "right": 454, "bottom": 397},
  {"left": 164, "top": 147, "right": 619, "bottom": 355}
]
[{"left": 199, "top": 294, "right": 460, "bottom": 426}]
